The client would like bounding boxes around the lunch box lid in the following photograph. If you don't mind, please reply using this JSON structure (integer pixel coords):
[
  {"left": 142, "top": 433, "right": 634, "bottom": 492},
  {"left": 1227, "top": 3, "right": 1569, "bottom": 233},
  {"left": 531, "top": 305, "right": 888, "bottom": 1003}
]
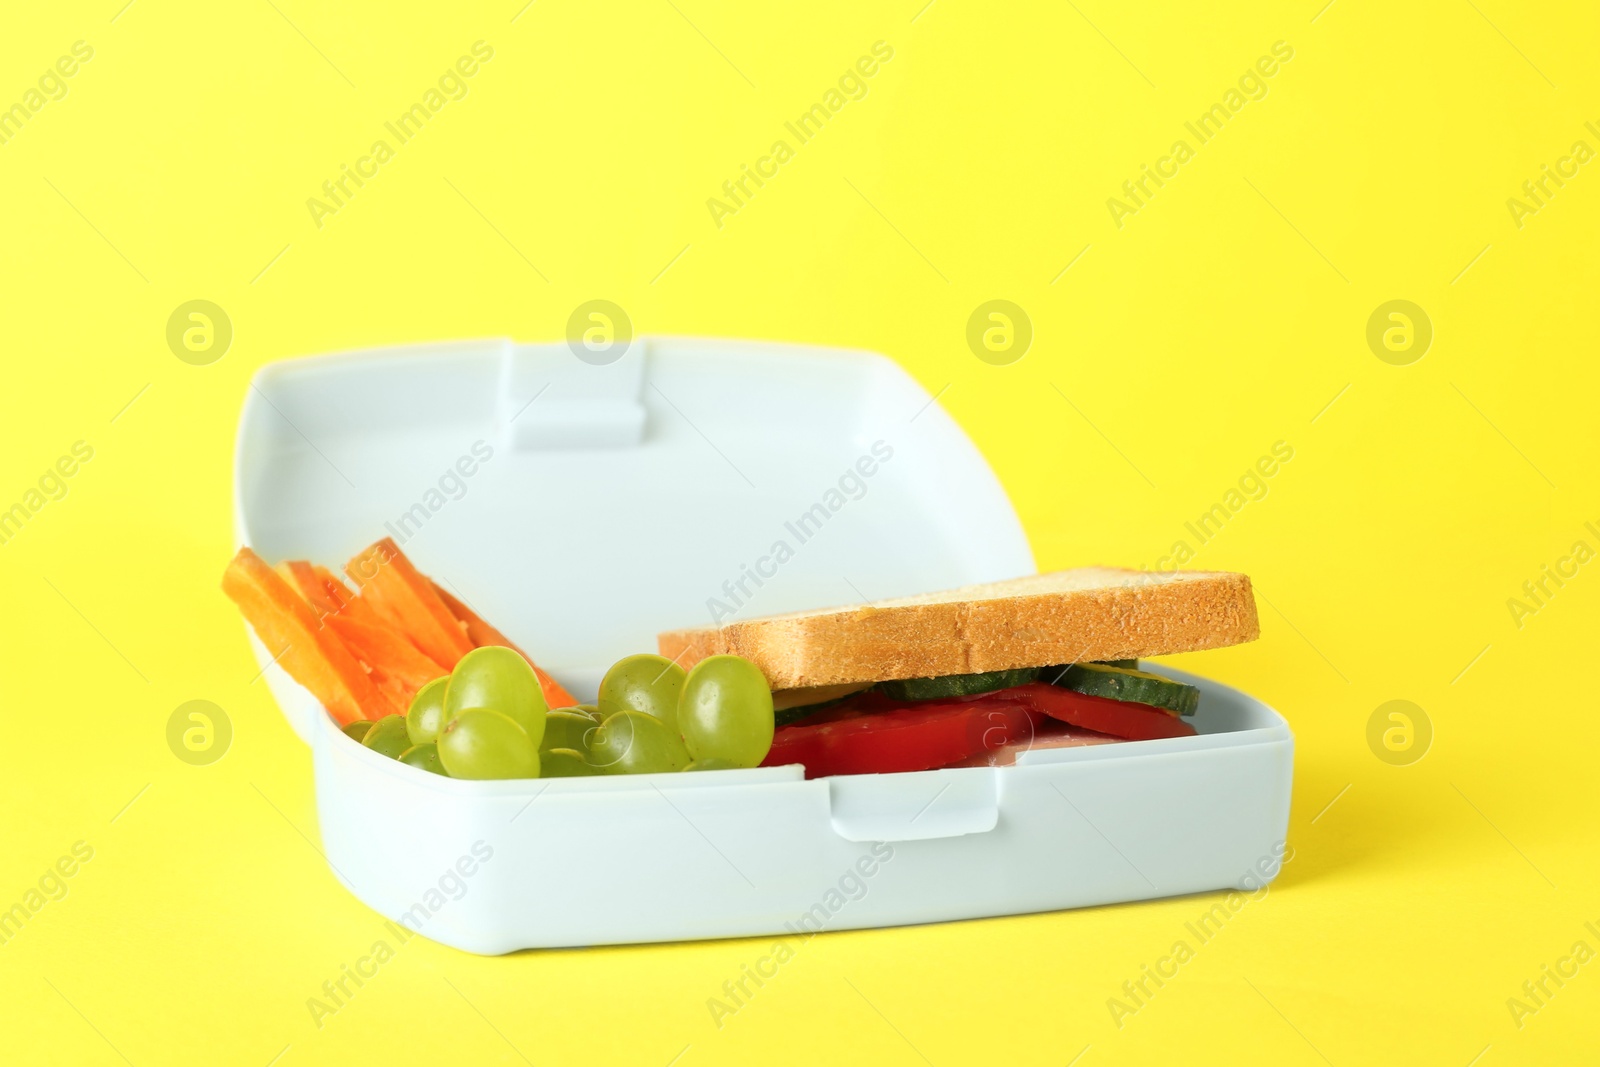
[{"left": 234, "top": 336, "right": 1034, "bottom": 740}]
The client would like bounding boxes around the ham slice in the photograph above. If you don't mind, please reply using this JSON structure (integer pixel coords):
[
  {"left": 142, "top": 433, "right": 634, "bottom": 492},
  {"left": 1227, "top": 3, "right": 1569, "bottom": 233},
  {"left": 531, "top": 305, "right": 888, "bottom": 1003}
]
[{"left": 948, "top": 721, "right": 1119, "bottom": 767}]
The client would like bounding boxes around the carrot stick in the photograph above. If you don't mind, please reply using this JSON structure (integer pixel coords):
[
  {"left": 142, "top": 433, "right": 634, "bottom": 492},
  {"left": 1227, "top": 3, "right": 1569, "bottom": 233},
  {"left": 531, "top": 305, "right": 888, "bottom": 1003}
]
[
  {"left": 344, "top": 538, "right": 474, "bottom": 669},
  {"left": 223, "top": 547, "right": 394, "bottom": 724},
  {"left": 277, "top": 561, "right": 340, "bottom": 615},
  {"left": 431, "top": 581, "right": 579, "bottom": 708},
  {"left": 368, "top": 670, "right": 417, "bottom": 723},
  {"left": 309, "top": 565, "right": 390, "bottom": 628},
  {"left": 278, "top": 559, "right": 442, "bottom": 710},
  {"left": 326, "top": 615, "right": 446, "bottom": 702}
]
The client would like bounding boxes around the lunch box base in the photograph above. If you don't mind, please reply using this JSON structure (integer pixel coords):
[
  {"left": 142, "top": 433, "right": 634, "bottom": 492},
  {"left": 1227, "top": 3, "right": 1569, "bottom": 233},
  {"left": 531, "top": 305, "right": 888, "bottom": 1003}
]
[
  {"left": 238, "top": 337, "right": 1292, "bottom": 954},
  {"left": 306, "top": 665, "right": 1290, "bottom": 955}
]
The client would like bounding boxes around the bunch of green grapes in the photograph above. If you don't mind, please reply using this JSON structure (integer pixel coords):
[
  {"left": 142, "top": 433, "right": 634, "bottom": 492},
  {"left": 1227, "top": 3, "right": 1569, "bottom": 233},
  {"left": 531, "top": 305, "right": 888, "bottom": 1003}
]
[{"left": 346, "top": 647, "right": 775, "bottom": 779}]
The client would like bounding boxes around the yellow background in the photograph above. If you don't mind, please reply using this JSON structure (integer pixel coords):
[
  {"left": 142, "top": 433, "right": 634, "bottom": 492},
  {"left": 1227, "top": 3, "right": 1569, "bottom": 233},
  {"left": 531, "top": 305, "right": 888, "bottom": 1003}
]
[{"left": 2, "top": 0, "right": 1597, "bottom": 1063}]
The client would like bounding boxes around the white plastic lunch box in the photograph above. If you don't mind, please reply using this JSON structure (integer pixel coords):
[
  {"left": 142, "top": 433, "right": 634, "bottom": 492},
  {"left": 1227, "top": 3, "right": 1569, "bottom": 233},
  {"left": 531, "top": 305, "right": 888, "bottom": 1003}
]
[{"left": 235, "top": 337, "right": 1294, "bottom": 954}]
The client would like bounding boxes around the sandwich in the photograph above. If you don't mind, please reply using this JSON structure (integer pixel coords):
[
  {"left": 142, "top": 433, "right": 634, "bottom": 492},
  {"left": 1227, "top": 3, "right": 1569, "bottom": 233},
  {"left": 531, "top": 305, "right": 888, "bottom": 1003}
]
[{"left": 658, "top": 568, "right": 1259, "bottom": 778}]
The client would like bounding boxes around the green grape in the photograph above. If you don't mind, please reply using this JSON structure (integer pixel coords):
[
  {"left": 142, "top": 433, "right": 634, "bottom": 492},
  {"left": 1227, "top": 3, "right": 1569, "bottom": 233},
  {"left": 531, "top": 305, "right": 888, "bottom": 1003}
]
[
  {"left": 684, "top": 757, "right": 742, "bottom": 772},
  {"left": 573, "top": 704, "right": 602, "bottom": 721},
  {"left": 543, "top": 709, "right": 598, "bottom": 754},
  {"left": 541, "top": 748, "right": 598, "bottom": 777},
  {"left": 406, "top": 676, "right": 450, "bottom": 745},
  {"left": 444, "top": 646, "right": 547, "bottom": 745},
  {"left": 399, "top": 743, "right": 448, "bottom": 776},
  {"left": 437, "top": 709, "right": 540, "bottom": 780},
  {"left": 342, "top": 720, "right": 374, "bottom": 743},
  {"left": 587, "top": 711, "right": 691, "bottom": 775},
  {"left": 597, "top": 654, "right": 685, "bottom": 728},
  {"left": 362, "top": 715, "right": 412, "bottom": 760},
  {"left": 679, "top": 655, "right": 774, "bottom": 768}
]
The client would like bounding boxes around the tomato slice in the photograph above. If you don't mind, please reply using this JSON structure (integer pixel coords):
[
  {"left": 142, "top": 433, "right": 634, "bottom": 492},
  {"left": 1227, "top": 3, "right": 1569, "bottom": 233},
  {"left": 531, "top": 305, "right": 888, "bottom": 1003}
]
[
  {"left": 761, "top": 698, "right": 1036, "bottom": 779},
  {"left": 1005, "top": 683, "right": 1198, "bottom": 741},
  {"left": 763, "top": 682, "right": 1197, "bottom": 778}
]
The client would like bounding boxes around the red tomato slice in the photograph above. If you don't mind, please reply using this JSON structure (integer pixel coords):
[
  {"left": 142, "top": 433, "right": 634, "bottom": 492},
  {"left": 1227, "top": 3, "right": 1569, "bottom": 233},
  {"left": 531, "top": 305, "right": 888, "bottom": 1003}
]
[
  {"left": 764, "top": 682, "right": 1198, "bottom": 778},
  {"left": 1005, "top": 683, "right": 1198, "bottom": 741},
  {"left": 762, "top": 698, "right": 1036, "bottom": 779}
]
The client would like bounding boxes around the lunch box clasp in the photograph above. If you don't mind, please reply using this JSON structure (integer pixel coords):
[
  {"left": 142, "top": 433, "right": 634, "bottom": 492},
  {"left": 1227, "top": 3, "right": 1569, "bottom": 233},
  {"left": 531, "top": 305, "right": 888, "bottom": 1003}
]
[
  {"left": 498, "top": 338, "right": 647, "bottom": 449},
  {"left": 827, "top": 768, "right": 1000, "bottom": 842}
]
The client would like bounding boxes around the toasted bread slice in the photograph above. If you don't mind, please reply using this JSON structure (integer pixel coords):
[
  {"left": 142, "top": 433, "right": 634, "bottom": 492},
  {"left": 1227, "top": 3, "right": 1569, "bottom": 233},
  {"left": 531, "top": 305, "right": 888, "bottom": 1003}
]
[{"left": 657, "top": 568, "right": 1258, "bottom": 690}]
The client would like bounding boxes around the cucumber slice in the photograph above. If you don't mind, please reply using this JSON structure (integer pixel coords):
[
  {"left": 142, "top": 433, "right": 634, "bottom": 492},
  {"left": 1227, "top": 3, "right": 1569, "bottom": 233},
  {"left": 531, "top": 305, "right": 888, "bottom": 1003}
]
[
  {"left": 876, "top": 667, "right": 1040, "bottom": 702},
  {"left": 1038, "top": 660, "right": 1137, "bottom": 686},
  {"left": 774, "top": 696, "right": 854, "bottom": 729},
  {"left": 1050, "top": 663, "right": 1199, "bottom": 716}
]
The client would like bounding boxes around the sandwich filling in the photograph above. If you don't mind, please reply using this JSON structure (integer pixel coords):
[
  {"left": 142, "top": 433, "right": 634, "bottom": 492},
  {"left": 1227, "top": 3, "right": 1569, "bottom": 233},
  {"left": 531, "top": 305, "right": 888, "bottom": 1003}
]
[{"left": 762, "top": 661, "right": 1201, "bottom": 779}]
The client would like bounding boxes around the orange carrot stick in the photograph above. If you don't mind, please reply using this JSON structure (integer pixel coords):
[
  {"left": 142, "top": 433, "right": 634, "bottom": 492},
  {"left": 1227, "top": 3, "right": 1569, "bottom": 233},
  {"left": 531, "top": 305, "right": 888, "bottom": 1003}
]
[
  {"left": 367, "top": 669, "right": 417, "bottom": 723},
  {"left": 431, "top": 581, "right": 579, "bottom": 708},
  {"left": 277, "top": 562, "right": 388, "bottom": 630},
  {"left": 224, "top": 547, "right": 394, "bottom": 724},
  {"left": 277, "top": 561, "right": 341, "bottom": 615},
  {"left": 344, "top": 538, "right": 474, "bottom": 669},
  {"left": 326, "top": 615, "right": 446, "bottom": 702}
]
